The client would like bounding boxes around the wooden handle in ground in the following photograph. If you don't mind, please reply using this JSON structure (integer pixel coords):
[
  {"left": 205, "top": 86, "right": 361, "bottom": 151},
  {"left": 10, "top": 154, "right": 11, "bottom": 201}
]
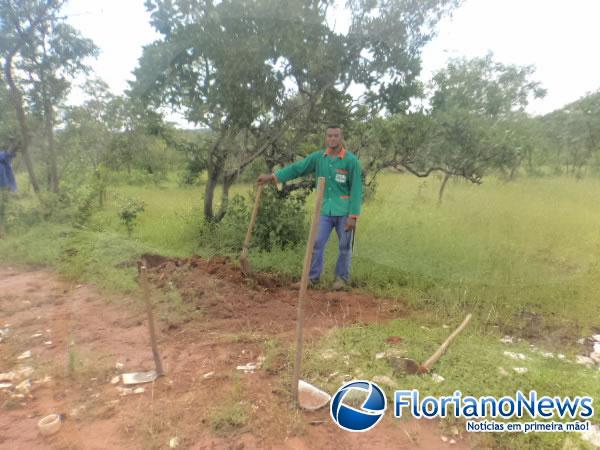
[
  {"left": 292, "top": 177, "right": 325, "bottom": 406},
  {"left": 421, "top": 313, "right": 472, "bottom": 372},
  {"left": 139, "top": 260, "right": 165, "bottom": 376},
  {"left": 241, "top": 183, "right": 264, "bottom": 256}
]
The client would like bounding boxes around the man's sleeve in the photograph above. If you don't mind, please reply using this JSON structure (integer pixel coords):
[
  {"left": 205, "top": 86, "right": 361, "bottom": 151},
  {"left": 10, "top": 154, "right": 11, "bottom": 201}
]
[
  {"left": 274, "top": 152, "right": 319, "bottom": 183},
  {"left": 349, "top": 157, "right": 363, "bottom": 218}
]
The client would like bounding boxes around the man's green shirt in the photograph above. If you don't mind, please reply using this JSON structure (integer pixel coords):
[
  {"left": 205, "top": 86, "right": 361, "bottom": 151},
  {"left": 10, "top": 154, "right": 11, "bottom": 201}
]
[{"left": 274, "top": 147, "right": 362, "bottom": 217}]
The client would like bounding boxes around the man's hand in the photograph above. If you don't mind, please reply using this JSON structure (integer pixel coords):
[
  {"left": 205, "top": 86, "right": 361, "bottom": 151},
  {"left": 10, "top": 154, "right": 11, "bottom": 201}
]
[
  {"left": 257, "top": 174, "right": 277, "bottom": 185},
  {"left": 345, "top": 217, "right": 357, "bottom": 231}
]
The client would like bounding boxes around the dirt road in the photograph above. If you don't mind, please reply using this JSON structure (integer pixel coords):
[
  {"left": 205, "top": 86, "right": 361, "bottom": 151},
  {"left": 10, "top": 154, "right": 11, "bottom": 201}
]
[{"left": 0, "top": 259, "right": 470, "bottom": 449}]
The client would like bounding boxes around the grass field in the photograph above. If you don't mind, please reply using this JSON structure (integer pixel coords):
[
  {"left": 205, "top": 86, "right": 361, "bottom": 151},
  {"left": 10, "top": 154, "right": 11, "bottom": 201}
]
[{"left": 2, "top": 172, "right": 599, "bottom": 448}]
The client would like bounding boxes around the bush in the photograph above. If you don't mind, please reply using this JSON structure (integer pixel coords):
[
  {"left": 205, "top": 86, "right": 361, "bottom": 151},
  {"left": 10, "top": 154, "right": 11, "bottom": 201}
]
[
  {"left": 202, "top": 185, "right": 310, "bottom": 252},
  {"left": 118, "top": 197, "right": 145, "bottom": 237}
]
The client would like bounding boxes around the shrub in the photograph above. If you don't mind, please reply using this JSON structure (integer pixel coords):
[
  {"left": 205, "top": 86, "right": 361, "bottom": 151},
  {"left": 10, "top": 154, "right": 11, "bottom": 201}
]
[
  {"left": 202, "top": 186, "right": 310, "bottom": 252},
  {"left": 118, "top": 197, "right": 145, "bottom": 237}
]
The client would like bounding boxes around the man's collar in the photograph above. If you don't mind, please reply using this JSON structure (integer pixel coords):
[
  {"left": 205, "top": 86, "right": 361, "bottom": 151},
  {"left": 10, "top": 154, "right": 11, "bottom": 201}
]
[{"left": 324, "top": 146, "right": 346, "bottom": 159}]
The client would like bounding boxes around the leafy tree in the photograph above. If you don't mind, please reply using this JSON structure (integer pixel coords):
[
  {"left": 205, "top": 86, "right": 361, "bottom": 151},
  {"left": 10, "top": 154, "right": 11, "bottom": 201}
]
[
  {"left": 358, "top": 53, "right": 546, "bottom": 202},
  {"left": 133, "top": 0, "right": 459, "bottom": 221},
  {"left": 0, "top": 0, "right": 97, "bottom": 193}
]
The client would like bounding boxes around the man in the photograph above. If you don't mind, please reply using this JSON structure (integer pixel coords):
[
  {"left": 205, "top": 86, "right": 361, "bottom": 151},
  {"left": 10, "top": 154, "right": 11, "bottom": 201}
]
[{"left": 258, "top": 125, "right": 362, "bottom": 290}]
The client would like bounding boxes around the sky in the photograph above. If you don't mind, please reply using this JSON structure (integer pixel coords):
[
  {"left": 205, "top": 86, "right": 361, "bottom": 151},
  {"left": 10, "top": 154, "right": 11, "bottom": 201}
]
[{"left": 64, "top": 0, "right": 600, "bottom": 124}]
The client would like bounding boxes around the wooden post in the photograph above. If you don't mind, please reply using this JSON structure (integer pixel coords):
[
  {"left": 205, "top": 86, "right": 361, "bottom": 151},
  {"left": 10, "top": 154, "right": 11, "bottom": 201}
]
[
  {"left": 292, "top": 177, "right": 325, "bottom": 406},
  {"left": 139, "top": 260, "right": 165, "bottom": 376}
]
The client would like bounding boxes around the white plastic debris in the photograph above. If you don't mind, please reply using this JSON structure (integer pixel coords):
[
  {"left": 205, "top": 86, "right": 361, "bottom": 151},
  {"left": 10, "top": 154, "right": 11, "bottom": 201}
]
[
  {"left": 431, "top": 374, "right": 445, "bottom": 383},
  {"left": 581, "top": 424, "right": 600, "bottom": 447},
  {"left": 0, "top": 372, "right": 16, "bottom": 382},
  {"left": 575, "top": 355, "right": 595, "bottom": 366},
  {"left": 236, "top": 356, "right": 265, "bottom": 373},
  {"left": 117, "top": 386, "right": 145, "bottom": 396},
  {"left": 17, "top": 350, "right": 32, "bottom": 360},
  {"left": 236, "top": 363, "right": 258, "bottom": 372},
  {"left": 122, "top": 371, "right": 157, "bottom": 385},
  {"left": 44, "top": 341, "right": 53, "bottom": 346},
  {"left": 503, "top": 351, "right": 526, "bottom": 360},
  {"left": 16, "top": 379, "right": 32, "bottom": 393},
  {"left": 320, "top": 349, "right": 337, "bottom": 360},
  {"left": 17, "top": 366, "right": 34, "bottom": 378},
  {"left": 0, "top": 382, "right": 12, "bottom": 389},
  {"left": 115, "top": 362, "right": 124, "bottom": 370},
  {"left": 169, "top": 437, "right": 180, "bottom": 448},
  {"left": 372, "top": 375, "right": 395, "bottom": 386},
  {"left": 375, "top": 352, "right": 386, "bottom": 359},
  {"left": 513, "top": 367, "right": 528, "bottom": 374},
  {"left": 34, "top": 376, "right": 52, "bottom": 385},
  {"left": 110, "top": 376, "right": 120, "bottom": 385},
  {"left": 202, "top": 371, "right": 214, "bottom": 379},
  {"left": 31, "top": 333, "right": 43, "bottom": 338},
  {"left": 500, "top": 336, "right": 514, "bottom": 344}
]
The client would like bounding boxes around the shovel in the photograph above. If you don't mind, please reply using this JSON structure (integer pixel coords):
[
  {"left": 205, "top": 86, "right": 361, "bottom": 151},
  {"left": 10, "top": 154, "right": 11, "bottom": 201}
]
[
  {"left": 392, "top": 314, "right": 472, "bottom": 375},
  {"left": 239, "top": 183, "right": 264, "bottom": 275}
]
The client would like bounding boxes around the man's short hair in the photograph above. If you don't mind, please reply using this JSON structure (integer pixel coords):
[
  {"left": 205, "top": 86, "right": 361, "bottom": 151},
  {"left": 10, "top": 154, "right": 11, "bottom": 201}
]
[{"left": 327, "top": 124, "right": 342, "bottom": 130}]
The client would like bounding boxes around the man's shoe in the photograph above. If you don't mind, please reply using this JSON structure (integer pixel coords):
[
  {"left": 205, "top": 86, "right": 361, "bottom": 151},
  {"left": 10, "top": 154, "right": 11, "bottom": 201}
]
[
  {"left": 291, "top": 279, "right": 319, "bottom": 290},
  {"left": 332, "top": 277, "right": 349, "bottom": 291}
]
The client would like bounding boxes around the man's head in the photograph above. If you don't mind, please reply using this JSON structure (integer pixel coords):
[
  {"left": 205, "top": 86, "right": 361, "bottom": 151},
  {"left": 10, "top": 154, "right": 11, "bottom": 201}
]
[{"left": 325, "top": 125, "right": 343, "bottom": 150}]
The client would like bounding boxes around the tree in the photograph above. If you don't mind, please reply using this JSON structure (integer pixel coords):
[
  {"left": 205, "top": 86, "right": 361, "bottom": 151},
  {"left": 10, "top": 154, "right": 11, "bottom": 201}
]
[
  {"left": 133, "top": 0, "right": 459, "bottom": 221},
  {"left": 540, "top": 91, "right": 600, "bottom": 177},
  {"left": 0, "top": 0, "right": 97, "bottom": 193},
  {"left": 358, "top": 53, "right": 546, "bottom": 203}
]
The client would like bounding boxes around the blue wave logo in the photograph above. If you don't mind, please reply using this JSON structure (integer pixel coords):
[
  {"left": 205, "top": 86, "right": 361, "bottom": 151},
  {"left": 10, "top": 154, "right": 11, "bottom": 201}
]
[{"left": 330, "top": 380, "right": 387, "bottom": 432}]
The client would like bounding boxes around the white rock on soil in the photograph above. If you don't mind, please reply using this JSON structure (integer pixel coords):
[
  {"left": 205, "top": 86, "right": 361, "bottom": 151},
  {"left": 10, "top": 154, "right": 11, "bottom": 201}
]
[{"left": 503, "top": 351, "right": 526, "bottom": 360}]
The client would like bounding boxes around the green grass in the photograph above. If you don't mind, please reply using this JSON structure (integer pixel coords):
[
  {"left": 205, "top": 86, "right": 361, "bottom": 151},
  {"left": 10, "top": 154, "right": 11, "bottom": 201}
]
[
  {"left": 302, "top": 316, "right": 600, "bottom": 449},
  {"left": 2, "top": 172, "right": 600, "bottom": 448}
]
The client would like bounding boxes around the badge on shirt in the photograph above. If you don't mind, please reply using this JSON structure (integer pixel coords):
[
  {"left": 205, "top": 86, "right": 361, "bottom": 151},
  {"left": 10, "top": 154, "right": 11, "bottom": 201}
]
[{"left": 335, "top": 173, "right": 347, "bottom": 183}]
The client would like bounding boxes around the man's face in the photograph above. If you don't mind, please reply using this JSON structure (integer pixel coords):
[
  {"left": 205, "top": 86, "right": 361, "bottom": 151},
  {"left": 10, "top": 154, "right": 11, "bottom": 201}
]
[{"left": 326, "top": 128, "right": 343, "bottom": 150}]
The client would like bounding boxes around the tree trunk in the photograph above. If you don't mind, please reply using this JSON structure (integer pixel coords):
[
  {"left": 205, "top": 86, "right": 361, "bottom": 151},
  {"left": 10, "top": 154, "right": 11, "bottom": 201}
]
[
  {"left": 3, "top": 54, "right": 40, "bottom": 193},
  {"left": 438, "top": 172, "right": 450, "bottom": 205},
  {"left": 43, "top": 92, "right": 59, "bottom": 193},
  {"left": 204, "top": 168, "right": 221, "bottom": 221},
  {"left": 215, "top": 173, "right": 236, "bottom": 222}
]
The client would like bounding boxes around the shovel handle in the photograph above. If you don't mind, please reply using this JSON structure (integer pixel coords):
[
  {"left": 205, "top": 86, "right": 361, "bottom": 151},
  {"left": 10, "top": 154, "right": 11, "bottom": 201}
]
[
  {"left": 421, "top": 314, "right": 472, "bottom": 372},
  {"left": 242, "top": 183, "right": 264, "bottom": 252}
]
